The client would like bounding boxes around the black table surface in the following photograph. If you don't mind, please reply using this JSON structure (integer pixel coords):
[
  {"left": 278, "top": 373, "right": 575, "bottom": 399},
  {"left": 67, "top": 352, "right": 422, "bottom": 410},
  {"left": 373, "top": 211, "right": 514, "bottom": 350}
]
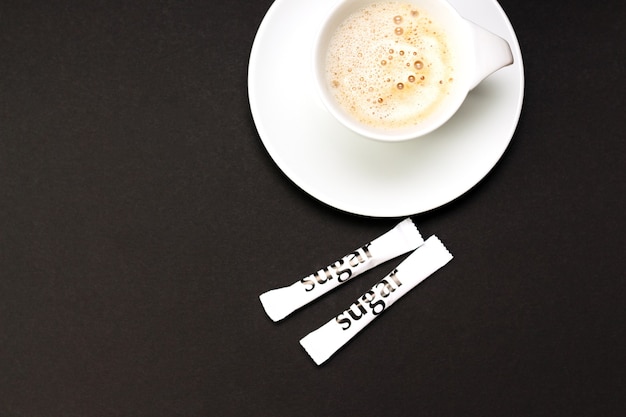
[{"left": 1, "top": 0, "right": 624, "bottom": 416}]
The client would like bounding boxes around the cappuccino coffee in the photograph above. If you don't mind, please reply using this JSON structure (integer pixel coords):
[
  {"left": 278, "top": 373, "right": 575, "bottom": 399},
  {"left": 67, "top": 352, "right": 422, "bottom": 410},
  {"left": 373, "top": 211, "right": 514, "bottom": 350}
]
[{"left": 325, "top": 1, "right": 455, "bottom": 130}]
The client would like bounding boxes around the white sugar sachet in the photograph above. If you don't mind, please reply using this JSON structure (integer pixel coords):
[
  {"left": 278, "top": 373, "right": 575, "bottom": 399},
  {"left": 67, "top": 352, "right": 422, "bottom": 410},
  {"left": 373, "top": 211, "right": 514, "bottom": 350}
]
[
  {"left": 300, "top": 235, "right": 452, "bottom": 365},
  {"left": 259, "top": 218, "right": 423, "bottom": 322}
]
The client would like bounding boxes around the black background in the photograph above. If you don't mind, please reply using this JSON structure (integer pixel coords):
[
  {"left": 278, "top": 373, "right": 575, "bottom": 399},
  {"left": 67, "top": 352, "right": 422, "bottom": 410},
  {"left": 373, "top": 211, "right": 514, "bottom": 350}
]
[{"left": 1, "top": 0, "right": 624, "bottom": 416}]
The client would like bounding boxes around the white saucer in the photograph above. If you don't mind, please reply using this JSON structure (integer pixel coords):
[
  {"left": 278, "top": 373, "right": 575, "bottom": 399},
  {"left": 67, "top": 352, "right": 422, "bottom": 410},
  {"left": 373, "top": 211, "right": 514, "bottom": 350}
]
[{"left": 248, "top": 0, "right": 524, "bottom": 218}]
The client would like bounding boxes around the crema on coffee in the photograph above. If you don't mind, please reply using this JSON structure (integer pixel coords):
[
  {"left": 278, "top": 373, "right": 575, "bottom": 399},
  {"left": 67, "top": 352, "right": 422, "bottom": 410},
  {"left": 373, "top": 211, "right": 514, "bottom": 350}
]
[{"left": 325, "top": 2, "right": 455, "bottom": 130}]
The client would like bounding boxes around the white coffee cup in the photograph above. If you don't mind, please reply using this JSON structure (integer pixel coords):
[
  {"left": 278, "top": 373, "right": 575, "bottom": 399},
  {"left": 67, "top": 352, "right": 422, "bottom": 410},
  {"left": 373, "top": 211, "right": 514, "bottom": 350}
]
[{"left": 314, "top": 0, "right": 514, "bottom": 142}]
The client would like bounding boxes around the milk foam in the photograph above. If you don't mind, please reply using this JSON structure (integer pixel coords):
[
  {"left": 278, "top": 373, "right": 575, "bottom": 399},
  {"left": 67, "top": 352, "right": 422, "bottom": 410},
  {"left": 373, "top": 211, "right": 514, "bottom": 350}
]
[{"left": 326, "top": 2, "right": 455, "bottom": 130}]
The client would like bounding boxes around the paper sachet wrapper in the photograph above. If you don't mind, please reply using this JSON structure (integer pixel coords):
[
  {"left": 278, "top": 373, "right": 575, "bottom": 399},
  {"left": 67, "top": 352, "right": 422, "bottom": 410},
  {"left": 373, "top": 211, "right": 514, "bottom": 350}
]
[
  {"left": 300, "top": 235, "right": 452, "bottom": 365},
  {"left": 259, "top": 218, "right": 423, "bottom": 322}
]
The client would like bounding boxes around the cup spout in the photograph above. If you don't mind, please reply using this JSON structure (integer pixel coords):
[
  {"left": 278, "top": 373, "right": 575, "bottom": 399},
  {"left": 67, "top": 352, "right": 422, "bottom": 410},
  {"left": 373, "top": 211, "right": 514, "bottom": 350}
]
[{"left": 467, "top": 20, "right": 513, "bottom": 90}]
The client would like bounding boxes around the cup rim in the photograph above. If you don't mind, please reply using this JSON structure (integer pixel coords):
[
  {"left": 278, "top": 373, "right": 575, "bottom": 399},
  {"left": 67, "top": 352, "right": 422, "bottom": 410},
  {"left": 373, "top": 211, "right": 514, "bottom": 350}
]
[{"left": 313, "top": 0, "right": 473, "bottom": 142}]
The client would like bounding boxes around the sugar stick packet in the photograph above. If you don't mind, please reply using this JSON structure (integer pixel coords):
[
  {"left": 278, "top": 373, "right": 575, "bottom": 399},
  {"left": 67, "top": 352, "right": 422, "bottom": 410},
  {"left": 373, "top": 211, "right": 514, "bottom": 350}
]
[
  {"left": 259, "top": 218, "right": 423, "bottom": 322},
  {"left": 300, "top": 235, "right": 452, "bottom": 365}
]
